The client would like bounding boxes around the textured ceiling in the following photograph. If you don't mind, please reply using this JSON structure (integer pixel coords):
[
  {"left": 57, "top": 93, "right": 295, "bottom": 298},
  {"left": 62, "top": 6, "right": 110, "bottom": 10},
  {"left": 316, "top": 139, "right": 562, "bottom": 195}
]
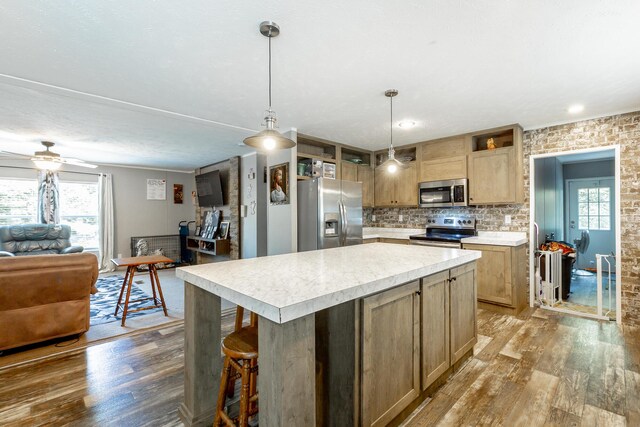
[{"left": 0, "top": 0, "right": 639, "bottom": 170}]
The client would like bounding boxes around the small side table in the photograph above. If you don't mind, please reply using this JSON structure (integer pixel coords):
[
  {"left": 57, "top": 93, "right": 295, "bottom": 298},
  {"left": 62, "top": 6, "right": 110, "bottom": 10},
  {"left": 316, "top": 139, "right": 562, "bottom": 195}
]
[{"left": 110, "top": 255, "right": 171, "bottom": 326}]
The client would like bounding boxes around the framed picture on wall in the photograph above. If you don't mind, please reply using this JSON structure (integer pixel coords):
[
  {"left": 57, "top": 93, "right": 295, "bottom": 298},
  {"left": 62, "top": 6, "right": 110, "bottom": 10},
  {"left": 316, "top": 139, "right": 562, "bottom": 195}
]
[{"left": 269, "top": 162, "right": 289, "bottom": 205}]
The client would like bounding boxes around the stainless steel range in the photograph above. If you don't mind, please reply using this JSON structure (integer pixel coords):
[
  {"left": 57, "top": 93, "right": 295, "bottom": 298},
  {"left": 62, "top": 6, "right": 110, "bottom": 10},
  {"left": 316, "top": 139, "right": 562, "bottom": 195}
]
[{"left": 409, "top": 216, "right": 476, "bottom": 248}]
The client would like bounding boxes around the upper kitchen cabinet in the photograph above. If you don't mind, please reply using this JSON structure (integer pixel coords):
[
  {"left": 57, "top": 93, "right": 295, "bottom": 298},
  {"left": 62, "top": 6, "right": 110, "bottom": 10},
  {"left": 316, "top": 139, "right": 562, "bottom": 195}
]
[
  {"left": 296, "top": 134, "right": 338, "bottom": 181},
  {"left": 341, "top": 147, "right": 374, "bottom": 207},
  {"left": 468, "top": 125, "right": 524, "bottom": 205},
  {"left": 374, "top": 147, "right": 418, "bottom": 207},
  {"left": 419, "top": 136, "right": 469, "bottom": 182}
]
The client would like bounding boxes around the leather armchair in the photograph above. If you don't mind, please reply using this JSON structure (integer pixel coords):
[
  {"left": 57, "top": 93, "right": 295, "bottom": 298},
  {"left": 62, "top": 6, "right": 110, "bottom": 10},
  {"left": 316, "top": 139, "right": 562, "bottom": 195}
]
[
  {"left": 0, "top": 252, "right": 99, "bottom": 351},
  {"left": 0, "top": 224, "right": 84, "bottom": 256}
]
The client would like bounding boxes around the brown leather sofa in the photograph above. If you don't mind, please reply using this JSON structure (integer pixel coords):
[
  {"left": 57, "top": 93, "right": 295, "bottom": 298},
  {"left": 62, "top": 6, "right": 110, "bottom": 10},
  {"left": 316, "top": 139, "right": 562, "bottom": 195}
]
[{"left": 0, "top": 253, "right": 99, "bottom": 351}]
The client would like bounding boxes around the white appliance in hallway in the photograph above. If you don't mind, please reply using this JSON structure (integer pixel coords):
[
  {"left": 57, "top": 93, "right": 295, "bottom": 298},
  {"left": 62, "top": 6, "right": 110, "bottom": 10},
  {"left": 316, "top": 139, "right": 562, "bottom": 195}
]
[{"left": 297, "top": 178, "right": 363, "bottom": 251}]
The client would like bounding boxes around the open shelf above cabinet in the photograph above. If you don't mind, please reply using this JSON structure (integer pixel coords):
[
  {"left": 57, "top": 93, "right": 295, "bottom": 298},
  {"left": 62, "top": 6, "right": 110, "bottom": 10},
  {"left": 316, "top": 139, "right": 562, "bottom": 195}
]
[
  {"left": 375, "top": 146, "right": 416, "bottom": 167},
  {"left": 471, "top": 128, "right": 514, "bottom": 152}
]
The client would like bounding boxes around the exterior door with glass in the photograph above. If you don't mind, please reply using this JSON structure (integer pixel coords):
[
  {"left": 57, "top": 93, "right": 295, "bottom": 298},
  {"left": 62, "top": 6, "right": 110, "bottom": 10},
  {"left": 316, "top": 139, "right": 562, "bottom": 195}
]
[{"left": 567, "top": 178, "right": 615, "bottom": 270}]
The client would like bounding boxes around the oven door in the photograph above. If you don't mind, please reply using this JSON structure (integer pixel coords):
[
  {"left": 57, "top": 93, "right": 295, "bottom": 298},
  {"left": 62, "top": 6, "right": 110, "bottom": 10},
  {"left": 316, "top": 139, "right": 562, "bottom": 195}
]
[
  {"left": 418, "top": 185, "right": 453, "bottom": 208},
  {"left": 409, "top": 239, "right": 461, "bottom": 249}
]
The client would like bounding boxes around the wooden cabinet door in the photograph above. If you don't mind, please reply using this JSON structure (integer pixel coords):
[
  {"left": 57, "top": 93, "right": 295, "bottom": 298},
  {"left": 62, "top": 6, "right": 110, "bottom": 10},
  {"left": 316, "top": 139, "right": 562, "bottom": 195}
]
[
  {"left": 420, "top": 156, "right": 467, "bottom": 182},
  {"left": 358, "top": 165, "right": 374, "bottom": 207},
  {"left": 395, "top": 162, "right": 417, "bottom": 206},
  {"left": 342, "top": 161, "right": 358, "bottom": 182},
  {"left": 361, "top": 281, "right": 420, "bottom": 427},
  {"left": 468, "top": 148, "right": 516, "bottom": 204},
  {"left": 449, "top": 263, "right": 477, "bottom": 364},
  {"left": 421, "top": 271, "right": 450, "bottom": 390},
  {"left": 374, "top": 166, "right": 395, "bottom": 207},
  {"left": 463, "top": 244, "right": 513, "bottom": 306}
]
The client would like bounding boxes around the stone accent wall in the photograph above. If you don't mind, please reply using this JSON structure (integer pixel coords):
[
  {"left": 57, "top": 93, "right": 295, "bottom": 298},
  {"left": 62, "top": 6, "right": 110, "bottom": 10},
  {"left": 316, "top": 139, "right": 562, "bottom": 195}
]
[
  {"left": 228, "top": 156, "right": 240, "bottom": 260},
  {"left": 365, "top": 111, "right": 640, "bottom": 325},
  {"left": 194, "top": 157, "right": 241, "bottom": 262}
]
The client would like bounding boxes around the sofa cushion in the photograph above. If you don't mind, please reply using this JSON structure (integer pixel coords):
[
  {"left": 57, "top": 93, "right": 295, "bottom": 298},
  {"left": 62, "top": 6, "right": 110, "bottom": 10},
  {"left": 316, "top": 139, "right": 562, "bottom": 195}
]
[{"left": 0, "top": 224, "right": 74, "bottom": 255}]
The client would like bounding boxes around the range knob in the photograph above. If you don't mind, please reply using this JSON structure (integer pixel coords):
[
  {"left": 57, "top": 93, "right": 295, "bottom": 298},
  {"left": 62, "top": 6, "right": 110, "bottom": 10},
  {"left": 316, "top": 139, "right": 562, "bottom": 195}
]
[{"left": 458, "top": 220, "right": 462, "bottom": 224}]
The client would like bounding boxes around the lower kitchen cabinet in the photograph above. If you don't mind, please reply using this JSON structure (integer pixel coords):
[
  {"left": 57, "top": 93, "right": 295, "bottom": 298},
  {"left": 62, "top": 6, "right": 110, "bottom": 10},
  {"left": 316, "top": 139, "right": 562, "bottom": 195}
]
[
  {"left": 361, "top": 281, "right": 420, "bottom": 427},
  {"left": 421, "top": 271, "right": 450, "bottom": 389},
  {"left": 462, "top": 243, "right": 527, "bottom": 315},
  {"left": 449, "top": 263, "right": 478, "bottom": 363},
  {"left": 359, "top": 263, "right": 477, "bottom": 426}
]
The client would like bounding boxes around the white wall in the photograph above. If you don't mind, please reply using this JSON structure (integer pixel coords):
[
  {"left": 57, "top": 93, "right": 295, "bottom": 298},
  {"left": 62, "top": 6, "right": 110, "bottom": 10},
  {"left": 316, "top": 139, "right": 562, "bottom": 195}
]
[
  {"left": 267, "top": 130, "right": 298, "bottom": 255},
  {"left": 240, "top": 153, "right": 268, "bottom": 259},
  {"left": 0, "top": 159, "right": 195, "bottom": 257}
]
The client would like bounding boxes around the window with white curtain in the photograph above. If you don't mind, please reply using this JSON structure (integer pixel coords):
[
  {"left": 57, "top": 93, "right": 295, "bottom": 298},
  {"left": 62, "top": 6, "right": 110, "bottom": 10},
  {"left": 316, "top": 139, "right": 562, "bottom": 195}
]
[
  {"left": 0, "top": 177, "right": 99, "bottom": 248},
  {"left": 59, "top": 181, "right": 99, "bottom": 249}
]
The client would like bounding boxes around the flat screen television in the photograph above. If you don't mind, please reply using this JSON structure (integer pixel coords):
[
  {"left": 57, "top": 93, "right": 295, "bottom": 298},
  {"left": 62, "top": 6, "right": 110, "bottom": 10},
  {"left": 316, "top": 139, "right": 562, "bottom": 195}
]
[{"left": 195, "top": 170, "right": 224, "bottom": 207}]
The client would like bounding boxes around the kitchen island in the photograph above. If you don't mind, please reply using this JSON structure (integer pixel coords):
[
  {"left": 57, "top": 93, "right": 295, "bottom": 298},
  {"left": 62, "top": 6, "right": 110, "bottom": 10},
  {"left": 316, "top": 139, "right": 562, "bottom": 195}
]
[{"left": 176, "top": 243, "right": 481, "bottom": 427}]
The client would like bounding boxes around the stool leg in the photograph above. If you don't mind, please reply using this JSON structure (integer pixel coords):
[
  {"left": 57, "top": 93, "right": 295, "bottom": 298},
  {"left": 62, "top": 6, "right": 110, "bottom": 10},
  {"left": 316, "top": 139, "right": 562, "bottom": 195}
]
[
  {"left": 121, "top": 267, "right": 136, "bottom": 326},
  {"left": 248, "top": 358, "right": 258, "bottom": 415},
  {"left": 148, "top": 266, "right": 158, "bottom": 303},
  {"left": 238, "top": 359, "right": 251, "bottom": 427},
  {"left": 151, "top": 265, "right": 169, "bottom": 316},
  {"left": 227, "top": 306, "right": 245, "bottom": 399},
  {"left": 214, "top": 356, "right": 232, "bottom": 427},
  {"left": 115, "top": 267, "right": 130, "bottom": 316}
]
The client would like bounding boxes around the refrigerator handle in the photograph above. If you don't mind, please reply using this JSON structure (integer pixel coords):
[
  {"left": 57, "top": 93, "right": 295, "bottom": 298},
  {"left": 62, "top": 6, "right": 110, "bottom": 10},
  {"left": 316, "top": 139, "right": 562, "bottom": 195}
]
[
  {"left": 339, "top": 201, "right": 347, "bottom": 245},
  {"left": 342, "top": 201, "right": 348, "bottom": 244}
]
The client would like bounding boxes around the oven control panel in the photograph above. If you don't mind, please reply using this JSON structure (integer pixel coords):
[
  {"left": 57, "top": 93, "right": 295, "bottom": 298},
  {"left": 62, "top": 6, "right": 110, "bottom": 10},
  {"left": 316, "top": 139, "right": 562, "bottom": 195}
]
[{"left": 426, "top": 216, "right": 475, "bottom": 229}]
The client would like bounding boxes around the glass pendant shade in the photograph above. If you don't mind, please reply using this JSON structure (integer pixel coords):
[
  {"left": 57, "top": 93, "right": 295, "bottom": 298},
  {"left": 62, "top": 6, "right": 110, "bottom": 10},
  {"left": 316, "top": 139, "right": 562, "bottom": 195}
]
[
  {"left": 381, "top": 89, "right": 405, "bottom": 173},
  {"left": 32, "top": 158, "right": 61, "bottom": 171}
]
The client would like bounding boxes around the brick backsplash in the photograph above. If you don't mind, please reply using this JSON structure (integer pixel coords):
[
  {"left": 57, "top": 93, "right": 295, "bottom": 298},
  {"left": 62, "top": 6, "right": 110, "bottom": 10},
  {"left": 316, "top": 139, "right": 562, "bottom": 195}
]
[{"left": 365, "top": 111, "right": 640, "bottom": 325}]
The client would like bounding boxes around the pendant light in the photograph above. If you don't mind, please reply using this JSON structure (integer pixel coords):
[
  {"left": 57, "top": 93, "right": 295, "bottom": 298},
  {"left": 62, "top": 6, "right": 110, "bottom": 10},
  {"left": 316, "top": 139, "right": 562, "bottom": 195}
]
[
  {"left": 243, "top": 21, "right": 296, "bottom": 150},
  {"left": 380, "top": 89, "right": 405, "bottom": 173}
]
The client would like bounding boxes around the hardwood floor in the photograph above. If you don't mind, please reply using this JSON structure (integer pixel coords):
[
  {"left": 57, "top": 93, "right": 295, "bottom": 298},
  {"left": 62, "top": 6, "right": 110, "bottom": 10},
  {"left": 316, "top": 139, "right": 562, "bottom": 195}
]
[{"left": 0, "top": 308, "right": 637, "bottom": 426}]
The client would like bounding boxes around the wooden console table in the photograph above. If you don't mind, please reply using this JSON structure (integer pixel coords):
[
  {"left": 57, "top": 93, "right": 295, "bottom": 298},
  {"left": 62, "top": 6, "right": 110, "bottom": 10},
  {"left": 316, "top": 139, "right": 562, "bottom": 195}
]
[{"left": 110, "top": 255, "right": 171, "bottom": 326}]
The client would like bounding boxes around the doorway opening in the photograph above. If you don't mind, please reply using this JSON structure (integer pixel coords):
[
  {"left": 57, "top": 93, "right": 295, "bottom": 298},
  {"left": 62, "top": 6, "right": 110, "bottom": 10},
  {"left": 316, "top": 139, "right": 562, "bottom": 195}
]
[{"left": 529, "top": 146, "right": 621, "bottom": 323}]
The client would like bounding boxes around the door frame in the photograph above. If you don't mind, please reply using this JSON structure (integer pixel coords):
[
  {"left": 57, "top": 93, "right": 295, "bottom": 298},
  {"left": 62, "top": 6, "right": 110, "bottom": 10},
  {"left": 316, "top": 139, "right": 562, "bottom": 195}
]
[{"left": 529, "top": 145, "right": 621, "bottom": 325}]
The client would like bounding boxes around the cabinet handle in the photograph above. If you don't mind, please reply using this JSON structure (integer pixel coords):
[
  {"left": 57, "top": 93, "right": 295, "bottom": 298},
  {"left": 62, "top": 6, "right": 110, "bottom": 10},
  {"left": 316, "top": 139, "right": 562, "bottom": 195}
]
[
  {"left": 415, "top": 290, "right": 421, "bottom": 296},
  {"left": 449, "top": 277, "right": 457, "bottom": 282}
]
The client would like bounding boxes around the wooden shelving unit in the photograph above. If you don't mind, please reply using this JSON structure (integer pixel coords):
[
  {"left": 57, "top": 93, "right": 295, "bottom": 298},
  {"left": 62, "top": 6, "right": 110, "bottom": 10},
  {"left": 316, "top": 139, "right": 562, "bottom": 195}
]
[{"left": 186, "top": 236, "right": 230, "bottom": 256}]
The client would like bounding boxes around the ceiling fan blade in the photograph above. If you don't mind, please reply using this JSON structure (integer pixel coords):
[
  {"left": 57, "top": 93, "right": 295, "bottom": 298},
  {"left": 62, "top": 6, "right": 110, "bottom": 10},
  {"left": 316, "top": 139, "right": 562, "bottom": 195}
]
[
  {"left": 59, "top": 158, "right": 98, "bottom": 168},
  {"left": 0, "top": 149, "right": 32, "bottom": 159}
]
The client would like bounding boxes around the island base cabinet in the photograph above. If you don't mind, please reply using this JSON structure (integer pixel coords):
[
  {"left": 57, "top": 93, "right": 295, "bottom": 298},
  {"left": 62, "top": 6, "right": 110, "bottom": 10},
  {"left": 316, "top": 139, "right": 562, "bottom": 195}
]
[
  {"left": 361, "top": 281, "right": 420, "bottom": 427},
  {"left": 421, "top": 271, "right": 450, "bottom": 390},
  {"left": 449, "top": 263, "right": 478, "bottom": 363}
]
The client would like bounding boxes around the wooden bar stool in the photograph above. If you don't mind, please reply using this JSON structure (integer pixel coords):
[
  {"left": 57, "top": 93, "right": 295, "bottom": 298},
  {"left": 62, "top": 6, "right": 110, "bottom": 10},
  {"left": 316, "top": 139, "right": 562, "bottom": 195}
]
[{"left": 214, "top": 308, "right": 259, "bottom": 427}]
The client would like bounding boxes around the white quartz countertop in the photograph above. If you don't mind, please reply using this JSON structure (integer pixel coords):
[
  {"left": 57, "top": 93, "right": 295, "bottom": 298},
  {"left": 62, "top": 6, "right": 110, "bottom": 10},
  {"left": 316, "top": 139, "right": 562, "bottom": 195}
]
[
  {"left": 461, "top": 231, "right": 528, "bottom": 247},
  {"left": 177, "top": 243, "right": 480, "bottom": 324},
  {"left": 363, "top": 227, "right": 424, "bottom": 240}
]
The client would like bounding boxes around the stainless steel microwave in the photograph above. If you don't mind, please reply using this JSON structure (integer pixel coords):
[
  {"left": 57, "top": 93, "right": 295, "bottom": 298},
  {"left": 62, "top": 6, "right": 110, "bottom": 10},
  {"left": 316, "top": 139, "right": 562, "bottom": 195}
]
[{"left": 418, "top": 179, "right": 468, "bottom": 208}]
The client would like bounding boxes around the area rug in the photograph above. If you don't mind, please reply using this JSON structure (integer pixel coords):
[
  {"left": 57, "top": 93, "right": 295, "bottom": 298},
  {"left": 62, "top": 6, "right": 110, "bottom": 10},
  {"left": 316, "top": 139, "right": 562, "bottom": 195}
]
[{"left": 91, "top": 275, "right": 163, "bottom": 326}]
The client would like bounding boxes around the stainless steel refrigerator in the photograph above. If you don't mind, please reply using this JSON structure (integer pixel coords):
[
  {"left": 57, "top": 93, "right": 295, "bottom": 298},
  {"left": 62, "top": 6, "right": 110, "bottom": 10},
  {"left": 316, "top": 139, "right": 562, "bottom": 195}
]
[{"left": 298, "top": 178, "right": 363, "bottom": 251}]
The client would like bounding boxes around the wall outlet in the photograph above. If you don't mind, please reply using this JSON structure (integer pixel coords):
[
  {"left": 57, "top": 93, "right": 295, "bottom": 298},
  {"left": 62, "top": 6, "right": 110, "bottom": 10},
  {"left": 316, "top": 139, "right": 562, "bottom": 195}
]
[
  {"left": 399, "top": 214, "right": 404, "bottom": 222},
  {"left": 117, "top": 253, "right": 123, "bottom": 259},
  {"left": 371, "top": 214, "right": 376, "bottom": 221},
  {"left": 504, "top": 215, "right": 512, "bottom": 225}
]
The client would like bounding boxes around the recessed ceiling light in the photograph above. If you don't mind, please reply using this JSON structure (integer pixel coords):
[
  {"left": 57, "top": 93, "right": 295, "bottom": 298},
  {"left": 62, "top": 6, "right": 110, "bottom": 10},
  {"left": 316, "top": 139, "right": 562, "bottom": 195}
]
[
  {"left": 398, "top": 120, "right": 416, "bottom": 129},
  {"left": 568, "top": 104, "right": 584, "bottom": 114}
]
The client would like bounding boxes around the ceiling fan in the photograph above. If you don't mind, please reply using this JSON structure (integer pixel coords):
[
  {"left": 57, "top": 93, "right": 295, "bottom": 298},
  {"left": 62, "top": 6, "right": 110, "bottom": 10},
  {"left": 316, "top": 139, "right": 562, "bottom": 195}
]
[{"left": 0, "top": 141, "right": 97, "bottom": 170}]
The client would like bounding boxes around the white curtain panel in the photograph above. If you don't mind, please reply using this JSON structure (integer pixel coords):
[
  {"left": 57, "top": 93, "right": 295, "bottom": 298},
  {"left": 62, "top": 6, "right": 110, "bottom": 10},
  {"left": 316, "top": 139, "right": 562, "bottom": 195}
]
[
  {"left": 37, "top": 170, "right": 60, "bottom": 224},
  {"left": 98, "top": 173, "right": 115, "bottom": 272}
]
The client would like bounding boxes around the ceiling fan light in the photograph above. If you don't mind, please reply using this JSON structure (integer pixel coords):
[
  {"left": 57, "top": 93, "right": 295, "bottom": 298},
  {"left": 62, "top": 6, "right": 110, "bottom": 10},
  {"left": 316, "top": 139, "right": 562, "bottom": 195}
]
[{"left": 32, "top": 159, "right": 61, "bottom": 171}]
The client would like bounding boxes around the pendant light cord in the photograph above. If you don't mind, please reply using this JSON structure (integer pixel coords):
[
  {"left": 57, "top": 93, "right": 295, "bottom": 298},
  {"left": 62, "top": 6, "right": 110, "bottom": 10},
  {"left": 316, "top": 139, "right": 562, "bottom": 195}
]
[{"left": 390, "top": 95, "right": 393, "bottom": 149}]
